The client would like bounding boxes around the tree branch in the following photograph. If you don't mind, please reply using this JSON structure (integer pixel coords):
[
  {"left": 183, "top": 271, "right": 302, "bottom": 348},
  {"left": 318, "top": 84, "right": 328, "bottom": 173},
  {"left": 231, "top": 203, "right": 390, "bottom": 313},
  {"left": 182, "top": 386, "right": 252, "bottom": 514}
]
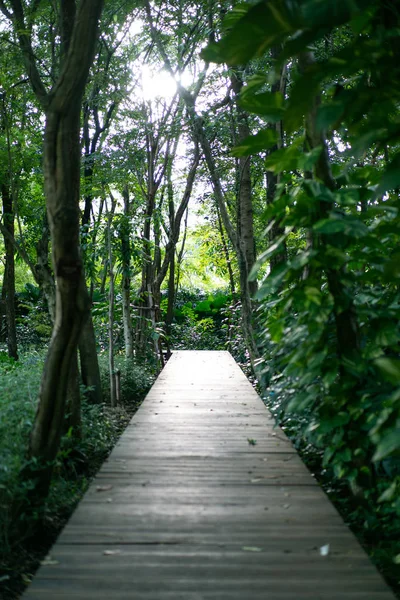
[
  {"left": 6, "top": 0, "right": 49, "bottom": 108},
  {"left": 49, "top": 0, "right": 104, "bottom": 113},
  {"left": 0, "top": 219, "right": 37, "bottom": 277}
]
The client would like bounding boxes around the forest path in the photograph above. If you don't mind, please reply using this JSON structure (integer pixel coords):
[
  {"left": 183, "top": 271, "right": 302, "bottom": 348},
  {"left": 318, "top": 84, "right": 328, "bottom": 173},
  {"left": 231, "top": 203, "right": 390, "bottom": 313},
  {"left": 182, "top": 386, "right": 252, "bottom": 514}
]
[{"left": 23, "top": 350, "right": 395, "bottom": 599}]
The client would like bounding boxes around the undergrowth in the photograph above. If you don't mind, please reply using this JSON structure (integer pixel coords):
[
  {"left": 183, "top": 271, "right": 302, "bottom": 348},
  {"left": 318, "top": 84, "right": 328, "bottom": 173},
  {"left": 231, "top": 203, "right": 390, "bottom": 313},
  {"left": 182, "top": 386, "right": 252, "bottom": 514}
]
[
  {"left": 263, "top": 395, "right": 400, "bottom": 599},
  {"left": 0, "top": 350, "right": 155, "bottom": 600}
]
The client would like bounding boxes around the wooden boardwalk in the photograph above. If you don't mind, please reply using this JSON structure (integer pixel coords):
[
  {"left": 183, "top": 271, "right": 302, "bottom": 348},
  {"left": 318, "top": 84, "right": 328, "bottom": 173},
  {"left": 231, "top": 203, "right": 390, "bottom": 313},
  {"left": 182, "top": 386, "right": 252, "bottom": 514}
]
[{"left": 23, "top": 351, "right": 395, "bottom": 599}]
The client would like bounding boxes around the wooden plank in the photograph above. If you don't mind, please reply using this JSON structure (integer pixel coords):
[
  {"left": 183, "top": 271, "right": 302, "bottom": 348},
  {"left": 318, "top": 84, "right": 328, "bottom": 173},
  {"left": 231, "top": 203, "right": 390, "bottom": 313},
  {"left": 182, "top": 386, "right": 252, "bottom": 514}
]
[{"left": 22, "top": 351, "right": 396, "bottom": 599}]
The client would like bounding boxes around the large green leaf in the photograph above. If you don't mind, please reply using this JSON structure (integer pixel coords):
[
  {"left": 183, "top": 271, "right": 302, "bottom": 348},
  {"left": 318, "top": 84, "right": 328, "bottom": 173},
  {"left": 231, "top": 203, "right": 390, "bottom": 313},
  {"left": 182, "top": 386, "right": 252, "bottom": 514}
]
[
  {"left": 255, "top": 262, "right": 289, "bottom": 298},
  {"left": 378, "top": 152, "right": 400, "bottom": 195},
  {"left": 374, "top": 358, "right": 400, "bottom": 386},
  {"left": 265, "top": 144, "right": 302, "bottom": 172},
  {"left": 232, "top": 128, "right": 278, "bottom": 157},
  {"left": 316, "top": 101, "right": 347, "bottom": 132},
  {"left": 202, "top": 0, "right": 371, "bottom": 67},
  {"left": 201, "top": 1, "right": 299, "bottom": 65},
  {"left": 239, "top": 91, "right": 284, "bottom": 121},
  {"left": 301, "top": 0, "right": 369, "bottom": 30},
  {"left": 313, "top": 215, "right": 369, "bottom": 238},
  {"left": 373, "top": 430, "right": 400, "bottom": 462}
]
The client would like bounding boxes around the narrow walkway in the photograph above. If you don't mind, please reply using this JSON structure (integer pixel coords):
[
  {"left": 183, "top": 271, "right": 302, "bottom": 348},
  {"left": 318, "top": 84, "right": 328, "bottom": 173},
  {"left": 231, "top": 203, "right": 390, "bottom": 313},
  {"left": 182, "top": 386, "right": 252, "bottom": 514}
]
[{"left": 23, "top": 351, "right": 395, "bottom": 599}]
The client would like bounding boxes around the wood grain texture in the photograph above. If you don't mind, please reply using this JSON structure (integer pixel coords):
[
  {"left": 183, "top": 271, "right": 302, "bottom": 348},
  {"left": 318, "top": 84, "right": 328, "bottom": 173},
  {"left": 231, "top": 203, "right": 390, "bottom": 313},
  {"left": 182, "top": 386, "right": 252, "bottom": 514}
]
[{"left": 22, "top": 351, "right": 396, "bottom": 599}]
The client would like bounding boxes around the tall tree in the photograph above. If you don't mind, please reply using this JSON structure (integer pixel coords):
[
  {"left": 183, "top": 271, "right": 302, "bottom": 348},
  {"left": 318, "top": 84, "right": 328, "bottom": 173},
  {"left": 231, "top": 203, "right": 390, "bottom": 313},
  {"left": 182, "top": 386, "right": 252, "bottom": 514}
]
[
  {"left": 204, "top": 0, "right": 400, "bottom": 500},
  {"left": 0, "top": 0, "right": 104, "bottom": 498},
  {"left": 144, "top": 0, "right": 261, "bottom": 367},
  {"left": 0, "top": 94, "right": 18, "bottom": 359}
]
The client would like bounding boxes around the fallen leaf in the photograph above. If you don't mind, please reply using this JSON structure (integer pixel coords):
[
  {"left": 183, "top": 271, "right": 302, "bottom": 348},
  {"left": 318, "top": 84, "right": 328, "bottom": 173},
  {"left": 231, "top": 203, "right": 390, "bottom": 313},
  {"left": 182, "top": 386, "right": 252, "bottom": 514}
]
[
  {"left": 282, "top": 503, "right": 291, "bottom": 509},
  {"left": 41, "top": 555, "right": 59, "bottom": 566},
  {"left": 320, "top": 544, "right": 330, "bottom": 556},
  {"left": 96, "top": 485, "right": 113, "bottom": 492}
]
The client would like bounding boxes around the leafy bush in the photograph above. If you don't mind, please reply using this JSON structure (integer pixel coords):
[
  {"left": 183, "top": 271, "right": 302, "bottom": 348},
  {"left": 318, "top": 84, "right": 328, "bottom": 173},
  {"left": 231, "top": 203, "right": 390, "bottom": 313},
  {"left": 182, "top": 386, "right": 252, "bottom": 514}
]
[{"left": 98, "top": 354, "right": 155, "bottom": 407}]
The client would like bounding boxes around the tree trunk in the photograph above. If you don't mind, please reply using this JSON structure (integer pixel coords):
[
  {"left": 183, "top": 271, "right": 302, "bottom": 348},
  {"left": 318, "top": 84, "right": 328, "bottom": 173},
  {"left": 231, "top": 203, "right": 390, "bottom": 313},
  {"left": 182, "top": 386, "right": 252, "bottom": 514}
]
[
  {"left": 77, "top": 95, "right": 112, "bottom": 400},
  {"left": 216, "top": 204, "right": 236, "bottom": 295},
  {"left": 231, "top": 69, "right": 257, "bottom": 297},
  {"left": 0, "top": 267, "right": 7, "bottom": 342},
  {"left": 65, "top": 350, "right": 81, "bottom": 437},
  {"left": 1, "top": 183, "right": 18, "bottom": 360},
  {"left": 121, "top": 186, "right": 133, "bottom": 359},
  {"left": 29, "top": 108, "right": 91, "bottom": 497},
  {"left": 122, "top": 276, "right": 133, "bottom": 359},
  {"left": 266, "top": 47, "right": 288, "bottom": 271},
  {"left": 165, "top": 252, "right": 175, "bottom": 336},
  {"left": 7, "top": 0, "right": 106, "bottom": 500},
  {"left": 79, "top": 315, "right": 102, "bottom": 403},
  {"left": 107, "top": 205, "right": 117, "bottom": 407}
]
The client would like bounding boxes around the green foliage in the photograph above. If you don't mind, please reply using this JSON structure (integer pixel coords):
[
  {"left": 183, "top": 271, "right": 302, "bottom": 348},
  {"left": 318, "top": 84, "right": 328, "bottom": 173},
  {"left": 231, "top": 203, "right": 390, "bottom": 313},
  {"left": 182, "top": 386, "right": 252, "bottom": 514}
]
[
  {"left": 169, "top": 289, "right": 233, "bottom": 351},
  {"left": 205, "top": 0, "right": 400, "bottom": 587},
  {"left": 0, "top": 350, "right": 154, "bottom": 598},
  {"left": 0, "top": 351, "right": 44, "bottom": 551},
  {"left": 99, "top": 354, "right": 155, "bottom": 407},
  {"left": 211, "top": 0, "right": 400, "bottom": 482}
]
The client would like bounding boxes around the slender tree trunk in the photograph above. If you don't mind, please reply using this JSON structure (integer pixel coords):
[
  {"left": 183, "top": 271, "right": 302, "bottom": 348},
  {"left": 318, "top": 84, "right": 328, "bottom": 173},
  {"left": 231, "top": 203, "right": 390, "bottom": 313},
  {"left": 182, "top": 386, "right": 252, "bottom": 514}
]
[
  {"left": 165, "top": 252, "right": 175, "bottom": 336},
  {"left": 2, "top": 183, "right": 18, "bottom": 360},
  {"left": 267, "top": 47, "right": 288, "bottom": 270},
  {"left": 0, "top": 268, "right": 7, "bottom": 342},
  {"left": 175, "top": 208, "right": 189, "bottom": 301},
  {"left": 231, "top": 69, "right": 257, "bottom": 297},
  {"left": 79, "top": 315, "right": 102, "bottom": 403},
  {"left": 216, "top": 199, "right": 236, "bottom": 296},
  {"left": 107, "top": 204, "right": 117, "bottom": 407},
  {"left": 65, "top": 350, "right": 81, "bottom": 437},
  {"left": 147, "top": 283, "right": 161, "bottom": 365},
  {"left": 136, "top": 186, "right": 156, "bottom": 357},
  {"left": 77, "top": 95, "right": 114, "bottom": 402},
  {"left": 121, "top": 187, "right": 133, "bottom": 359}
]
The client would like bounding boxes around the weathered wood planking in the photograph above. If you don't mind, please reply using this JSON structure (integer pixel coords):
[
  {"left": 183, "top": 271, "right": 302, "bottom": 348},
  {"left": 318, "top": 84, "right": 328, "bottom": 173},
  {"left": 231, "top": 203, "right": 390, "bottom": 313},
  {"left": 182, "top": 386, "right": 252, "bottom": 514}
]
[{"left": 22, "top": 351, "right": 395, "bottom": 599}]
